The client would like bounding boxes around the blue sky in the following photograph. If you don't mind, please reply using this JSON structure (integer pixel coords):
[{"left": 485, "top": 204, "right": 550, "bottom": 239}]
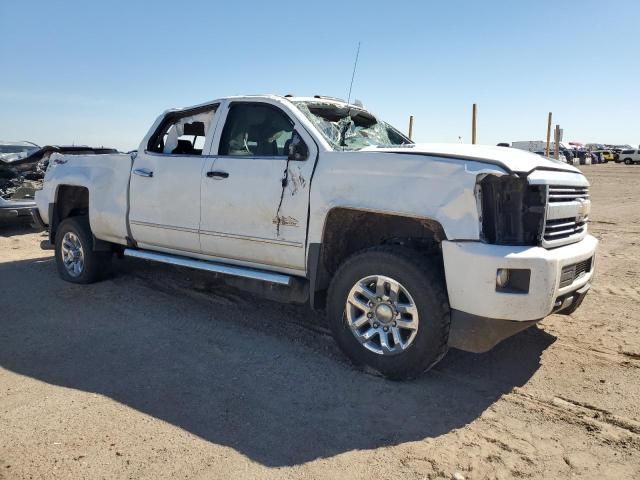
[{"left": 1, "top": 0, "right": 638, "bottom": 151}]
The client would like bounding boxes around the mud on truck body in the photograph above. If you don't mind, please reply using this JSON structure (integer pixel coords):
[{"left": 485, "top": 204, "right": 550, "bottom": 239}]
[{"left": 34, "top": 95, "right": 597, "bottom": 379}]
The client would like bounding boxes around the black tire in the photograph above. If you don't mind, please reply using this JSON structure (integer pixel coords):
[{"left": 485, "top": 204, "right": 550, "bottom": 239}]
[
  {"left": 55, "top": 216, "right": 112, "bottom": 284},
  {"left": 327, "top": 245, "right": 450, "bottom": 380},
  {"left": 624, "top": 158, "right": 632, "bottom": 165}
]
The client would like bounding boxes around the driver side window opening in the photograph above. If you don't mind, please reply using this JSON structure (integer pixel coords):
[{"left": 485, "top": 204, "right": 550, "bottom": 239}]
[
  {"left": 148, "top": 106, "right": 218, "bottom": 155},
  {"left": 218, "top": 103, "right": 294, "bottom": 157}
]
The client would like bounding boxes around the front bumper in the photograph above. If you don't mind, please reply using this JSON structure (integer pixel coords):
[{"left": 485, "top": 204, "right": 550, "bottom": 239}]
[
  {"left": 442, "top": 235, "right": 597, "bottom": 352},
  {"left": 448, "top": 282, "right": 591, "bottom": 353},
  {"left": 442, "top": 234, "right": 598, "bottom": 322},
  {"left": 0, "top": 199, "right": 36, "bottom": 221}
]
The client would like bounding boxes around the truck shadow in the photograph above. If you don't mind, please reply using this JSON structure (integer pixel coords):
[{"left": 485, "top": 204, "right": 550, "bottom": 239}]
[
  {"left": 0, "top": 256, "right": 555, "bottom": 467},
  {"left": 0, "top": 223, "right": 38, "bottom": 237}
]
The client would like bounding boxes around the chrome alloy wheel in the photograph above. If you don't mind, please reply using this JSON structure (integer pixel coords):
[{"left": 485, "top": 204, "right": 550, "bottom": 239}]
[
  {"left": 60, "top": 231, "right": 85, "bottom": 277},
  {"left": 345, "top": 275, "right": 419, "bottom": 355}
]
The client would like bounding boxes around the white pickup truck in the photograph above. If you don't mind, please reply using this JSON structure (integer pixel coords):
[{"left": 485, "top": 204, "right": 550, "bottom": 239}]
[{"left": 34, "top": 95, "right": 597, "bottom": 379}]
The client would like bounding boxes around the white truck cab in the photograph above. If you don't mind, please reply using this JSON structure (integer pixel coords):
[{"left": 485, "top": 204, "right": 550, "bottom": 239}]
[{"left": 35, "top": 95, "right": 597, "bottom": 379}]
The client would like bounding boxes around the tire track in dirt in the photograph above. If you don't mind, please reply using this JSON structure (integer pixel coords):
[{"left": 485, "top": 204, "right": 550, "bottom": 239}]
[
  {"left": 508, "top": 388, "right": 640, "bottom": 447},
  {"left": 589, "top": 285, "right": 640, "bottom": 302},
  {"left": 553, "top": 341, "right": 640, "bottom": 367},
  {"left": 597, "top": 250, "right": 640, "bottom": 262}
]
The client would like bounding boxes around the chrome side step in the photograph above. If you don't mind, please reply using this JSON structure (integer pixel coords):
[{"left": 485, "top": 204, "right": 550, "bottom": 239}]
[{"left": 123, "top": 249, "right": 291, "bottom": 286}]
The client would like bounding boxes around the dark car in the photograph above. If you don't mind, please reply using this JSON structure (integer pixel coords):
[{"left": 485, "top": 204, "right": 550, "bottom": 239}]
[{"left": 561, "top": 148, "right": 575, "bottom": 164}]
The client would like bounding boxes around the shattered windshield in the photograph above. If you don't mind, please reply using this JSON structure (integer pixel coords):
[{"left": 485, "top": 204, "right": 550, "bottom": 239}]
[{"left": 293, "top": 101, "right": 412, "bottom": 151}]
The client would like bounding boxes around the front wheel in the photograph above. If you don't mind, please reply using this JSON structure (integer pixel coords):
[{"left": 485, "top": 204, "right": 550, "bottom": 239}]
[
  {"left": 55, "top": 216, "right": 112, "bottom": 284},
  {"left": 327, "top": 246, "right": 451, "bottom": 380},
  {"left": 624, "top": 158, "right": 632, "bottom": 165}
]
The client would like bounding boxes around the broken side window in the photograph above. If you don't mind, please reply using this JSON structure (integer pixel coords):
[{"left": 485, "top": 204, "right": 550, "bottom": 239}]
[
  {"left": 148, "top": 106, "right": 217, "bottom": 155},
  {"left": 218, "top": 103, "right": 294, "bottom": 157}
]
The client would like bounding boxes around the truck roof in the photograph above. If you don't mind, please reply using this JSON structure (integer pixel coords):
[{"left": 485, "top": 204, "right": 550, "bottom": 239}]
[{"left": 164, "top": 94, "right": 358, "bottom": 114}]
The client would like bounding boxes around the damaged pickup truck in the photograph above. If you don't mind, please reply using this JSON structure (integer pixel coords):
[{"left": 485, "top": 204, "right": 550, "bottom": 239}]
[
  {"left": 1, "top": 143, "right": 117, "bottom": 223},
  {"left": 34, "top": 95, "right": 598, "bottom": 379}
]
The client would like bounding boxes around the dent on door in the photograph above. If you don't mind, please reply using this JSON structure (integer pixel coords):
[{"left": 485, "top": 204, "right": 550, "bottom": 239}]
[{"left": 273, "top": 162, "right": 308, "bottom": 234}]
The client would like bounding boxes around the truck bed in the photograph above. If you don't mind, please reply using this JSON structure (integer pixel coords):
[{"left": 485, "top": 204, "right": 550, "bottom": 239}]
[{"left": 36, "top": 152, "right": 134, "bottom": 245}]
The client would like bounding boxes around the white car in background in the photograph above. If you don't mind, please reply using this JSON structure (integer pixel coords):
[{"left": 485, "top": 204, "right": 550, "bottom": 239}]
[{"left": 619, "top": 149, "right": 640, "bottom": 165}]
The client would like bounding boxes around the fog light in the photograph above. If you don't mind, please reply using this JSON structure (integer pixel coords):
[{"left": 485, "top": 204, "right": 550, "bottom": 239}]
[
  {"left": 496, "top": 268, "right": 510, "bottom": 288},
  {"left": 495, "top": 268, "right": 531, "bottom": 293}
]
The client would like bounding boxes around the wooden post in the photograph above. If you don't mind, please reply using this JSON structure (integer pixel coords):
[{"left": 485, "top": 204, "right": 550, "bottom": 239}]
[
  {"left": 471, "top": 104, "right": 477, "bottom": 144},
  {"left": 408, "top": 115, "right": 414, "bottom": 140},
  {"left": 554, "top": 125, "right": 560, "bottom": 160},
  {"left": 545, "top": 112, "right": 552, "bottom": 157}
]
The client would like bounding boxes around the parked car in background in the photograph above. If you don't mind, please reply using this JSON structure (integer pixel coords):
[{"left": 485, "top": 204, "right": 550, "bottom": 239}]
[
  {"left": 513, "top": 141, "right": 575, "bottom": 164},
  {"left": 585, "top": 143, "right": 605, "bottom": 151},
  {"left": 573, "top": 150, "right": 590, "bottom": 165},
  {"left": 610, "top": 146, "right": 633, "bottom": 162},
  {"left": 1, "top": 144, "right": 118, "bottom": 223},
  {"left": 0, "top": 141, "right": 40, "bottom": 162},
  {"left": 561, "top": 148, "right": 575, "bottom": 164},
  {"left": 593, "top": 150, "right": 614, "bottom": 163},
  {"left": 586, "top": 144, "right": 633, "bottom": 162},
  {"left": 592, "top": 151, "right": 603, "bottom": 164},
  {"left": 619, "top": 149, "right": 640, "bottom": 165}
]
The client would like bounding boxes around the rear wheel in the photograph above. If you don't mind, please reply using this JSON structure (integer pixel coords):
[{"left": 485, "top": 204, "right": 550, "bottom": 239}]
[
  {"left": 327, "top": 246, "right": 450, "bottom": 380},
  {"left": 55, "top": 216, "right": 112, "bottom": 284}
]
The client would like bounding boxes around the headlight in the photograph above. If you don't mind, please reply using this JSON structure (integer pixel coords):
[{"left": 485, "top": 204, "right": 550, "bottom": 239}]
[{"left": 477, "top": 174, "right": 546, "bottom": 245}]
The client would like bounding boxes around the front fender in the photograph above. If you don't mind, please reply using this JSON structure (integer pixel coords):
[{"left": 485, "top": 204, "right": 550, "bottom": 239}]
[{"left": 307, "top": 151, "right": 507, "bottom": 245}]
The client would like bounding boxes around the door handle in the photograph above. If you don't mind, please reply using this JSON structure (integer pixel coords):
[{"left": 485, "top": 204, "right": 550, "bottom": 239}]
[
  {"left": 207, "top": 171, "right": 229, "bottom": 179},
  {"left": 133, "top": 168, "right": 154, "bottom": 178}
]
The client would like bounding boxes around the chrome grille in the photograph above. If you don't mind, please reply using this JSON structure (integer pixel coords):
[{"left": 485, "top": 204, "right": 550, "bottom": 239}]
[
  {"left": 542, "top": 185, "right": 590, "bottom": 248},
  {"left": 548, "top": 185, "right": 589, "bottom": 202},
  {"left": 544, "top": 217, "right": 587, "bottom": 241}
]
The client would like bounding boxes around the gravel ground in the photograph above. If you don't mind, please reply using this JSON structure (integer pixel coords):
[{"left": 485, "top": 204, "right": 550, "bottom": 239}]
[{"left": 1, "top": 163, "right": 639, "bottom": 479}]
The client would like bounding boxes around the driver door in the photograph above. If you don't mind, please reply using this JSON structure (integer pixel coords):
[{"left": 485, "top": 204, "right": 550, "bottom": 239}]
[{"left": 199, "top": 101, "right": 316, "bottom": 273}]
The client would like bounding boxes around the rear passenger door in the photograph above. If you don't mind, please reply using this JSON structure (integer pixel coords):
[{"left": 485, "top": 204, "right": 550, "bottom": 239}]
[
  {"left": 199, "top": 101, "right": 317, "bottom": 273},
  {"left": 129, "top": 105, "right": 219, "bottom": 253}
]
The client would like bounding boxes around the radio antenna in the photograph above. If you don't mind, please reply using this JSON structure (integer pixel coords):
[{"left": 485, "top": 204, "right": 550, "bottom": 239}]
[{"left": 347, "top": 41, "right": 361, "bottom": 105}]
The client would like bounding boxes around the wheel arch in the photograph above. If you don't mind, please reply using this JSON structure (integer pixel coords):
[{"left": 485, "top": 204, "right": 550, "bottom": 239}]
[
  {"left": 308, "top": 207, "right": 447, "bottom": 309},
  {"left": 48, "top": 185, "right": 113, "bottom": 251}
]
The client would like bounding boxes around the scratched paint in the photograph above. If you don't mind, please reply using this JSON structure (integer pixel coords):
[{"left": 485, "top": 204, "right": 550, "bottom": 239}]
[
  {"left": 272, "top": 215, "right": 299, "bottom": 227},
  {"left": 288, "top": 165, "right": 307, "bottom": 196}
]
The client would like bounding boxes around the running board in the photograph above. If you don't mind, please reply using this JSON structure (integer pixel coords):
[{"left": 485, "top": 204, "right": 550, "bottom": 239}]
[{"left": 123, "top": 249, "right": 291, "bottom": 286}]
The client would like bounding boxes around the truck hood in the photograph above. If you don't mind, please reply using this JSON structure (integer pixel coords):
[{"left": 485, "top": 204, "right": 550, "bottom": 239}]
[{"left": 366, "top": 143, "right": 581, "bottom": 174}]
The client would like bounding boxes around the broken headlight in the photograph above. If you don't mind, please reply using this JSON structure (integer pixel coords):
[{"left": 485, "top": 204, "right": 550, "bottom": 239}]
[{"left": 477, "top": 175, "right": 546, "bottom": 245}]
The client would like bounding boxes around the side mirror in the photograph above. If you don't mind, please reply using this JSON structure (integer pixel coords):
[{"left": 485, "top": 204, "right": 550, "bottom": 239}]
[{"left": 288, "top": 130, "right": 309, "bottom": 161}]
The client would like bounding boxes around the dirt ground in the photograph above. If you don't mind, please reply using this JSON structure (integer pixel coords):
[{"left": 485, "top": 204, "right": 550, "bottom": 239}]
[{"left": 1, "top": 163, "right": 639, "bottom": 480}]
